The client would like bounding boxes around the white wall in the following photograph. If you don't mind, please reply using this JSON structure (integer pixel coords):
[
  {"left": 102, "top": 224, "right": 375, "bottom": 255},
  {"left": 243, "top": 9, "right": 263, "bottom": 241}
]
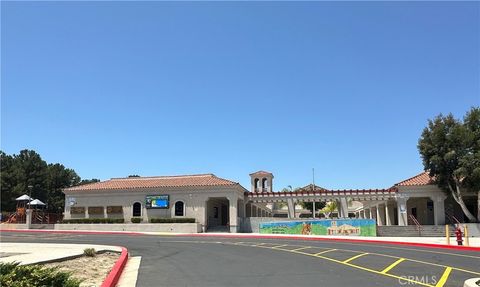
[{"left": 64, "top": 186, "right": 246, "bottom": 231}]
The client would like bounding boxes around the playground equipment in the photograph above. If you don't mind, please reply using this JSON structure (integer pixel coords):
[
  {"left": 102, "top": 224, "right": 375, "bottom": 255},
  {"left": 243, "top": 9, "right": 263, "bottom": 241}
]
[{"left": 5, "top": 194, "right": 32, "bottom": 223}]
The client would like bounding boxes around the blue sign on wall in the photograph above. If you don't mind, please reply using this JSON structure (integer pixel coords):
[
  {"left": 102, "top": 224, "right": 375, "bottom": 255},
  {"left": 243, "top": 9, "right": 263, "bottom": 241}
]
[{"left": 145, "top": 195, "right": 169, "bottom": 209}]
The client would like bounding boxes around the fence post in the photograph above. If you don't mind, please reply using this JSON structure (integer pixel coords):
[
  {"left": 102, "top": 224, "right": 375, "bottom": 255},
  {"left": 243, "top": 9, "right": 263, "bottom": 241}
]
[
  {"left": 464, "top": 224, "right": 469, "bottom": 247},
  {"left": 445, "top": 224, "right": 450, "bottom": 245}
]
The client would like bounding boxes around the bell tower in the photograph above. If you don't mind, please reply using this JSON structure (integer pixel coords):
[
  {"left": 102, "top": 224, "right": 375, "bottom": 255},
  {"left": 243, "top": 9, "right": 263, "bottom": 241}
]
[{"left": 249, "top": 171, "right": 274, "bottom": 193}]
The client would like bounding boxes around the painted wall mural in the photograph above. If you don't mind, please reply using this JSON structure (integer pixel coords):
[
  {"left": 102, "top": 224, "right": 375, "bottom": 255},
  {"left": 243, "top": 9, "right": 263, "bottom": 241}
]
[{"left": 259, "top": 219, "right": 377, "bottom": 237}]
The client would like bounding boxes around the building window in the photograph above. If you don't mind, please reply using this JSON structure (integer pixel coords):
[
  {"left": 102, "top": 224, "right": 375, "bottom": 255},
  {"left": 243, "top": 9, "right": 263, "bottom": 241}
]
[
  {"left": 174, "top": 201, "right": 185, "bottom": 217},
  {"left": 132, "top": 202, "right": 142, "bottom": 217}
]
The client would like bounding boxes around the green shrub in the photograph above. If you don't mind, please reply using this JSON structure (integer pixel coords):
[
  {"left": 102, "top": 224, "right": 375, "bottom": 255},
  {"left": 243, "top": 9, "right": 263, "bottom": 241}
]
[
  {"left": 0, "top": 262, "right": 81, "bottom": 287},
  {"left": 83, "top": 248, "right": 96, "bottom": 257},
  {"left": 61, "top": 218, "right": 124, "bottom": 224},
  {"left": 131, "top": 217, "right": 142, "bottom": 223},
  {"left": 149, "top": 218, "right": 195, "bottom": 223}
]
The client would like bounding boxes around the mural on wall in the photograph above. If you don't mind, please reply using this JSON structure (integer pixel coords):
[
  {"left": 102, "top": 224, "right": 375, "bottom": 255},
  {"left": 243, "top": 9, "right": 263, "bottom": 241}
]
[{"left": 259, "top": 219, "right": 377, "bottom": 237}]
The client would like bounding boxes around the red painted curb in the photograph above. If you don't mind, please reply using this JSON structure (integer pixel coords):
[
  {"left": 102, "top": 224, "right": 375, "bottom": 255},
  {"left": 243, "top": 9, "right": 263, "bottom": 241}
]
[
  {"left": 101, "top": 246, "right": 129, "bottom": 287},
  {"left": 0, "top": 229, "right": 145, "bottom": 236},
  {"left": 177, "top": 233, "right": 480, "bottom": 252}
]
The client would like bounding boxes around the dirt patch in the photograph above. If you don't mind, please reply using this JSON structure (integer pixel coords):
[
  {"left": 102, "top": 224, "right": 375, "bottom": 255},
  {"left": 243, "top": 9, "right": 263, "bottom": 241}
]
[{"left": 42, "top": 251, "right": 120, "bottom": 287}]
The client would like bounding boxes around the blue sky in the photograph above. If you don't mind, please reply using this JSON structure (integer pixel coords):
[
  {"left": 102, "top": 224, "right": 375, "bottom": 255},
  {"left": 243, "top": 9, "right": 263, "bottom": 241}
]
[{"left": 2, "top": 2, "right": 479, "bottom": 190}]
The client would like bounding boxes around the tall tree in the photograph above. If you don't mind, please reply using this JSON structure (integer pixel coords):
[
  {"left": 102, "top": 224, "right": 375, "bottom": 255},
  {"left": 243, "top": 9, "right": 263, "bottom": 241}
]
[
  {"left": 78, "top": 178, "right": 100, "bottom": 185},
  {"left": 46, "top": 164, "right": 80, "bottom": 212},
  {"left": 418, "top": 107, "right": 480, "bottom": 222},
  {"left": 11, "top": 150, "right": 49, "bottom": 206},
  {"left": 1, "top": 149, "right": 86, "bottom": 213},
  {"left": 1, "top": 152, "right": 16, "bottom": 211}
]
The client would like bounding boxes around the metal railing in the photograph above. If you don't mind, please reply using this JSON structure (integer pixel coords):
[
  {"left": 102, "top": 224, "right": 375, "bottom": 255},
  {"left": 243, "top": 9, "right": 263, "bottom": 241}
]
[
  {"left": 1, "top": 212, "right": 62, "bottom": 224},
  {"left": 445, "top": 211, "right": 461, "bottom": 225},
  {"left": 408, "top": 214, "right": 423, "bottom": 236}
]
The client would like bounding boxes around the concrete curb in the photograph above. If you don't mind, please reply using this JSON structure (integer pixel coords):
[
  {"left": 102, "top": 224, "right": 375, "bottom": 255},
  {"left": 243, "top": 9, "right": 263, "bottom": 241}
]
[
  {"left": 464, "top": 278, "right": 480, "bottom": 287},
  {"left": 101, "top": 246, "right": 129, "bottom": 287},
  {"left": 179, "top": 233, "right": 480, "bottom": 252}
]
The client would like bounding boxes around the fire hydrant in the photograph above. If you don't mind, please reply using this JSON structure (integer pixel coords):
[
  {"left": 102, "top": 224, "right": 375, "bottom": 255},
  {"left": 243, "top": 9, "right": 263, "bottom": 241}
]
[{"left": 455, "top": 225, "right": 463, "bottom": 246}]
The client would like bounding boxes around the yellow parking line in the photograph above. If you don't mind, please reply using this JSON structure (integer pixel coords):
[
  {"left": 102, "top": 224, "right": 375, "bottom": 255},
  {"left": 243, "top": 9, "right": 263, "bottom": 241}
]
[
  {"left": 283, "top": 248, "right": 434, "bottom": 287},
  {"left": 435, "top": 267, "right": 452, "bottom": 287},
  {"left": 314, "top": 249, "right": 337, "bottom": 256},
  {"left": 380, "top": 258, "right": 405, "bottom": 274},
  {"left": 343, "top": 253, "right": 369, "bottom": 263},
  {"left": 291, "top": 246, "right": 311, "bottom": 252}
]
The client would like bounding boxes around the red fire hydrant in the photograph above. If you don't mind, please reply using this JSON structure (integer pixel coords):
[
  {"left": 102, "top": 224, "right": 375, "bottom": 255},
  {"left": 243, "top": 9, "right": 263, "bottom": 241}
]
[{"left": 455, "top": 225, "right": 463, "bottom": 246}]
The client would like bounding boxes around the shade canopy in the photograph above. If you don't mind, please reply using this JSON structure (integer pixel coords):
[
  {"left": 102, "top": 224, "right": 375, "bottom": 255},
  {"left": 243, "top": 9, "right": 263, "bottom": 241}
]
[
  {"left": 16, "top": 194, "right": 33, "bottom": 201},
  {"left": 28, "top": 199, "right": 46, "bottom": 206}
]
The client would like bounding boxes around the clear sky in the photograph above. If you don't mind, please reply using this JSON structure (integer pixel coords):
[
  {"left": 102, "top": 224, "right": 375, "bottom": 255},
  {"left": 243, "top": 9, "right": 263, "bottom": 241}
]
[{"left": 2, "top": 1, "right": 479, "bottom": 190}]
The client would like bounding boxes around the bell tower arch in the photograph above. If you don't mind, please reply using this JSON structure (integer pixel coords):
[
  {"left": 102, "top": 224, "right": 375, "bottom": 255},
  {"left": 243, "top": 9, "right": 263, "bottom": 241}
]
[{"left": 249, "top": 171, "right": 274, "bottom": 193}]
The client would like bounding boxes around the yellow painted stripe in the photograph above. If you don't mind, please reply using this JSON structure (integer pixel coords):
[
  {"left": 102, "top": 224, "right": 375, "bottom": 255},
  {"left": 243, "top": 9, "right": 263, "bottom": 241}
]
[
  {"left": 287, "top": 248, "right": 434, "bottom": 287},
  {"left": 343, "top": 253, "right": 369, "bottom": 263},
  {"left": 314, "top": 249, "right": 337, "bottom": 256},
  {"left": 381, "top": 258, "right": 405, "bottom": 274},
  {"left": 291, "top": 246, "right": 311, "bottom": 251},
  {"left": 435, "top": 267, "right": 452, "bottom": 287}
]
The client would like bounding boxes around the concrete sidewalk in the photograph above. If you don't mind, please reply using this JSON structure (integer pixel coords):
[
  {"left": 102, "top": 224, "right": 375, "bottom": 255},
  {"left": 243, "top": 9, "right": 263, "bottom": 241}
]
[{"left": 0, "top": 242, "right": 122, "bottom": 265}]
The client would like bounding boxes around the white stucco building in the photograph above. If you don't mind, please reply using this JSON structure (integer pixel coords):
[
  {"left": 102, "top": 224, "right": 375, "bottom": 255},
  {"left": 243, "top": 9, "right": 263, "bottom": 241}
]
[{"left": 63, "top": 171, "right": 478, "bottom": 233}]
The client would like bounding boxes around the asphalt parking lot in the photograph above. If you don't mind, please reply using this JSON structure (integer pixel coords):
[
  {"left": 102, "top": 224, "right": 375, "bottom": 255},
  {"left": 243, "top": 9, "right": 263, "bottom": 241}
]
[{"left": 1, "top": 231, "right": 478, "bottom": 287}]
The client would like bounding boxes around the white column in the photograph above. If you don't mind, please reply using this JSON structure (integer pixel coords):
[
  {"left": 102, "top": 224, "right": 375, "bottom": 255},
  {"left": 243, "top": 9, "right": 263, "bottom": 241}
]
[
  {"left": 287, "top": 198, "right": 295, "bottom": 219},
  {"left": 312, "top": 201, "right": 316, "bottom": 219},
  {"left": 339, "top": 198, "right": 348, "bottom": 218},
  {"left": 396, "top": 196, "right": 409, "bottom": 226},
  {"left": 385, "top": 203, "right": 392, "bottom": 226},
  {"left": 377, "top": 204, "right": 385, "bottom": 226},
  {"left": 229, "top": 197, "right": 238, "bottom": 233},
  {"left": 432, "top": 196, "right": 446, "bottom": 225}
]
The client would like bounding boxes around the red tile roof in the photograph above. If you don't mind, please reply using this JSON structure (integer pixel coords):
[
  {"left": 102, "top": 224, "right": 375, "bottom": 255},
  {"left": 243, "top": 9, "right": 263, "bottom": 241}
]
[
  {"left": 395, "top": 172, "right": 435, "bottom": 186},
  {"left": 64, "top": 174, "right": 239, "bottom": 191},
  {"left": 249, "top": 170, "right": 273, "bottom": 176},
  {"left": 297, "top": 184, "right": 327, "bottom": 192}
]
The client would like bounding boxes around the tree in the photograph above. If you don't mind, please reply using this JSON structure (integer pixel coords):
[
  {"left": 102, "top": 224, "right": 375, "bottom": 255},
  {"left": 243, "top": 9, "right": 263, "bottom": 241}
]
[
  {"left": 418, "top": 107, "right": 480, "bottom": 222},
  {"left": 78, "top": 178, "right": 100, "bottom": 185},
  {"left": 11, "top": 150, "right": 49, "bottom": 207},
  {"left": 0, "top": 149, "right": 87, "bottom": 213},
  {"left": 46, "top": 164, "right": 80, "bottom": 212},
  {"left": 1, "top": 152, "right": 16, "bottom": 211},
  {"left": 299, "top": 201, "right": 326, "bottom": 216},
  {"left": 320, "top": 201, "right": 338, "bottom": 219}
]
